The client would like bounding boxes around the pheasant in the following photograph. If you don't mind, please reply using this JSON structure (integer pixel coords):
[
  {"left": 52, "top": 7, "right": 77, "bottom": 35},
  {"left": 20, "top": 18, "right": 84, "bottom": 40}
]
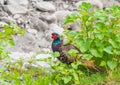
[{"left": 51, "top": 33, "right": 102, "bottom": 72}]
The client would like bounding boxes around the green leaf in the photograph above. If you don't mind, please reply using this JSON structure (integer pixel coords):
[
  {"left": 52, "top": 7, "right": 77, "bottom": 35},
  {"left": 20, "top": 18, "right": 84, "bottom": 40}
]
[
  {"left": 108, "top": 39, "right": 118, "bottom": 48},
  {"left": 5, "top": 28, "right": 13, "bottom": 35},
  {"left": 76, "top": 38, "right": 91, "bottom": 53},
  {"left": 79, "top": 2, "right": 92, "bottom": 11},
  {"left": 115, "top": 35, "right": 120, "bottom": 43},
  {"left": 8, "top": 40, "right": 15, "bottom": 47},
  {"left": 68, "top": 49, "right": 79, "bottom": 57},
  {"left": 79, "top": 43, "right": 88, "bottom": 53},
  {"left": 82, "top": 54, "right": 93, "bottom": 60},
  {"left": 73, "top": 72, "right": 79, "bottom": 81},
  {"left": 64, "top": 14, "right": 79, "bottom": 25},
  {"left": 52, "top": 52, "right": 60, "bottom": 58},
  {"left": 71, "top": 63, "right": 78, "bottom": 69},
  {"left": 64, "top": 40, "right": 71, "bottom": 45},
  {"left": 115, "top": 51, "right": 120, "bottom": 55},
  {"left": 64, "top": 30, "right": 79, "bottom": 40},
  {"left": 90, "top": 48, "right": 102, "bottom": 58},
  {"left": 62, "top": 76, "right": 72, "bottom": 84},
  {"left": 95, "top": 22, "right": 105, "bottom": 29},
  {"left": 95, "top": 33, "right": 104, "bottom": 40},
  {"left": 104, "top": 46, "right": 113, "bottom": 54},
  {"left": 107, "top": 61, "right": 118, "bottom": 70},
  {"left": 99, "top": 61, "right": 106, "bottom": 66},
  {"left": 86, "top": 38, "right": 93, "bottom": 50}
]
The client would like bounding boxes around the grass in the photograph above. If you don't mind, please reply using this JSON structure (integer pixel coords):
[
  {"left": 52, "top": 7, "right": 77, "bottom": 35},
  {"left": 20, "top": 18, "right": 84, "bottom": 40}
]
[{"left": 0, "top": 59, "right": 120, "bottom": 85}]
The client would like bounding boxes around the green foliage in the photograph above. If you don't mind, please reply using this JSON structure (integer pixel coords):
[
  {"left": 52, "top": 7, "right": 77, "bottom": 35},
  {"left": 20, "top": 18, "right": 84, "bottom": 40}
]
[
  {"left": 68, "top": 49, "right": 79, "bottom": 57},
  {"left": 50, "top": 61, "right": 83, "bottom": 85},
  {"left": 64, "top": 2, "right": 120, "bottom": 71},
  {"left": 0, "top": 23, "right": 24, "bottom": 60},
  {"left": 0, "top": 61, "right": 51, "bottom": 85},
  {"left": 52, "top": 52, "right": 60, "bottom": 58}
]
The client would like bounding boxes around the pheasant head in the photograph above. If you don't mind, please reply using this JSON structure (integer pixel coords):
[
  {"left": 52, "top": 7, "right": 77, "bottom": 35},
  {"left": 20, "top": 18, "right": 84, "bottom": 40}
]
[{"left": 51, "top": 33, "right": 61, "bottom": 45}]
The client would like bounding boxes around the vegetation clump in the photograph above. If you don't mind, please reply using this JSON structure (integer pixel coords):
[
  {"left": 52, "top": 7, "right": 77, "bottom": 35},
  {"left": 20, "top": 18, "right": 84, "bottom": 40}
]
[{"left": 0, "top": 23, "right": 24, "bottom": 60}]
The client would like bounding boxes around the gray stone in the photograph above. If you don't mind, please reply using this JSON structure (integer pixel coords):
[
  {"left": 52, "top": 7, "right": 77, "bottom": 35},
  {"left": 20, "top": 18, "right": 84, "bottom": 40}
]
[
  {"left": 13, "top": 14, "right": 21, "bottom": 19},
  {"left": 0, "top": 0, "right": 4, "bottom": 5},
  {"left": 49, "top": 24, "right": 64, "bottom": 35},
  {"left": 0, "top": 4, "right": 8, "bottom": 17},
  {"left": 27, "top": 28, "right": 38, "bottom": 34},
  {"left": 8, "top": 52, "right": 51, "bottom": 69},
  {"left": 45, "top": 24, "right": 64, "bottom": 41},
  {"left": 0, "top": 22, "right": 7, "bottom": 27},
  {"left": 0, "top": 16, "right": 16, "bottom": 23},
  {"left": 16, "top": 18, "right": 24, "bottom": 24},
  {"left": 100, "top": 0, "right": 120, "bottom": 8},
  {"left": 36, "top": 36, "right": 51, "bottom": 48},
  {"left": 35, "top": 54, "right": 51, "bottom": 60},
  {"left": 30, "top": 17, "right": 49, "bottom": 32},
  {"left": 53, "top": 10, "right": 72, "bottom": 25},
  {"left": 39, "top": 14, "right": 57, "bottom": 24},
  {"left": 4, "top": 5, "right": 28, "bottom": 14},
  {"left": 6, "top": 32, "right": 37, "bottom": 52},
  {"left": 35, "top": 2, "right": 56, "bottom": 12},
  {"left": 0, "top": 22, "right": 7, "bottom": 31},
  {"left": 64, "top": 23, "right": 81, "bottom": 31},
  {"left": 33, "top": 62, "right": 50, "bottom": 68},
  {"left": 7, "top": 0, "right": 29, "bottom": 7}
]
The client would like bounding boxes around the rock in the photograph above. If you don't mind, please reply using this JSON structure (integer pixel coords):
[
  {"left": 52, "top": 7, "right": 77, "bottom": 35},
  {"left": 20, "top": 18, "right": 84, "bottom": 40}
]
[
  {"left": 0, "top": 0, "right": 4, "bottom": 5},
  {"left": 116, "top": 0, "right": 120, "bottom": 2},
  {"left": 65, "top": 23, "right": 81, "bottom": 31},
  {"left": 0, "top": 16, "right": 16, "bottom": 23},
  {"left": 33, "top": 62, "right": 50, "bottom": 68},
  {"left": 45, "top": 24, "right": 64, "bottom": 41},
  {"left": 49, "top": 24, "right": 64, "bottom": 35},
  {"left": 4, "top": 5, "right": 28, "bottom": 14},
  {"left": 100, "top": 0, "right": 120, "bottom": 8},
  {"left": 35, "top": 54, "right": 51, "bottom": 60},
  {"left": 13, "top": 14, "right": 21, "bottom": 19},
  {"left": 39, "top": 14, "right": 57, "bottom": 24},
  {"left": 53, "top": 10, "right": 72, "bottom": 25},
  {"left": 7, "top": 0, "right": 29, "bottom": 7},
  {"left": 16, "top": 18, "right": 24, "bottom": 25},
  {"left": 0, "top": 22, "right": 7, "bottom": 31},
  {"left": 0, "top": 5, "right": 8, "bottom": 17},
  {"left": 35, "top": 2, "right": 56, "bottom": 12},
  {"left": 6, "top": 30, "right": 51, "bottom": 52},
  {"left": 6, "top": 32, "right": 37, "bottom": 52},
  {"left": 8, "top": 52, "right": 51, "bottom": 69},
  {"left": 39, "top": 48, "right": 51, "bottom": 53},
  {"left": 0, "top": 22, "right": 7, "bottom": 27},
  {"left": 8, "top": 52, "right": 36, "bottom": 62},
  {"left": 30, "top": 17, "right": 49, "bottom": 32},
  {"left": 76, "top": 0, "right": 103, "bottom": 9},
  {"left": 36, "top": 36, "right": 51, "bottom": 48},
  {"left": 27, "top": 28, "right": 38, "bottom": 34}
]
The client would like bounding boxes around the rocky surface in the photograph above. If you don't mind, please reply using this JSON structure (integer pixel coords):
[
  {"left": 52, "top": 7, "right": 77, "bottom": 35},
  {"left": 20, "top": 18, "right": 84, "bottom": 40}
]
[
  {"left": 0, "top": 0, "right": 120, "bottom": 68},
  {"left": 4, "top": 5, "right": 28, "bottom": 14},
  {"left": 9, "top": 52, "right": 51, "bottom": 68}
]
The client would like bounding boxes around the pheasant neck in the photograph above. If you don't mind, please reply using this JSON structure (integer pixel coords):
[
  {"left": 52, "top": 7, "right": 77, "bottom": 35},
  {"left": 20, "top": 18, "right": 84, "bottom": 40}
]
[{"left": 53, "top": 38, "right": 61, "bottom": 45}]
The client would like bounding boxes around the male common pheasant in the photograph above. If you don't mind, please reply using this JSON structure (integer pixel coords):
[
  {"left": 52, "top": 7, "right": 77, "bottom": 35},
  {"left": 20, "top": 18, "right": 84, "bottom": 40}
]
[{"left": 51, "top": 33, "right": 102, "bottom": 72}]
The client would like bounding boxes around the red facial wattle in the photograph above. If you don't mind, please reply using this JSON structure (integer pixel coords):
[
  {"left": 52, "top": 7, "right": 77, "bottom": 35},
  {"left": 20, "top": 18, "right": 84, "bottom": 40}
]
[{"left": 52, "top": 34, "right": 57, "bottom": 40}]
